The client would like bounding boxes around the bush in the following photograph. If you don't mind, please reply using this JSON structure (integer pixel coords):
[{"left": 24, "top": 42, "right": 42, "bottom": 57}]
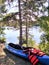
[
  {"left": 0, "top": 37, "right": 6, "bottom": 43},
  {"left": 39, "top": 42, "right": 49, "bottom": 55}
]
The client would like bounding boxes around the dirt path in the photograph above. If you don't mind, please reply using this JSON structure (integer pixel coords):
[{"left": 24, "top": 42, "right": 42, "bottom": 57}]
[{"left": 0, "top": 43, "right": 31, "bottom": 65}]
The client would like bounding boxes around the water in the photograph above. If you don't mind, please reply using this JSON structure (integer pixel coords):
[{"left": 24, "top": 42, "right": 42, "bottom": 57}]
[
  {"left": 4, "top": 27, "right": 20, "bottom": 44},
  {"left": 4, "top": 26, "right": 44, "bottom": 44},
  {"left": 29, "top": 26, "right": 44, "bottom": 44}
]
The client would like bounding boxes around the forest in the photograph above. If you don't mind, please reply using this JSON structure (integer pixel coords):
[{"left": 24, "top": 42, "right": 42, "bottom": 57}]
[{"left": 0, "top": 0, "right": 49, "bottom": 65}]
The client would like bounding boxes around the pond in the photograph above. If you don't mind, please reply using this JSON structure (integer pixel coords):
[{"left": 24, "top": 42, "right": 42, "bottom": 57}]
[{"left": 4, "top": 26, "right": 44, "bottom": 44}]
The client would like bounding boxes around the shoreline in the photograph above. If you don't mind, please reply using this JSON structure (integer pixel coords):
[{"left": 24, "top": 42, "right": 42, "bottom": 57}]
[{"left": 0, "top": 43, "right": 31, "bottom": 65}]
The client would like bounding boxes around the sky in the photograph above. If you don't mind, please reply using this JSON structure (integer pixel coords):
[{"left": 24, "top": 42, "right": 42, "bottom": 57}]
[
  {"left": 4, "top": 0, "right": 48, "bottom": 16},
  {"left": 5, "top": 0, "right": 18, "bottom": 13}
]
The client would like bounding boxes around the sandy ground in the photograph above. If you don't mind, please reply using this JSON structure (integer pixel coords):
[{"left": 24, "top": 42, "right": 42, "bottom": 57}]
[{"left": 0, "top": 43, "right": 31, "bottom": 65}]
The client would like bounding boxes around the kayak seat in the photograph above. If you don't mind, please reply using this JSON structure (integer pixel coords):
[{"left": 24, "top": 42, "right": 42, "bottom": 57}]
[
  {"left": 8, "top": 43, "right": 33, "bottom": 50},
  {"left": 8, "top": 43, "right": 23, "bottom": 50}
]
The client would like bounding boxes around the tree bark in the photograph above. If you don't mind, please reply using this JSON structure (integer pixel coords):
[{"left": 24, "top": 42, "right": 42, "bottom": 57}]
[
  {"left": 26, "top": 0, "right": 28, "bottom": 46},
  {"left": 18, "top": 0, "right": 22, "bottom": 45},
  {"left": 48, "top": 0, "right": 49, "bottom": 16}
]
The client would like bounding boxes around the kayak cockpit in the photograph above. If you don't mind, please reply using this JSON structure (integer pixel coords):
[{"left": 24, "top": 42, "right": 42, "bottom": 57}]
[{"left": 8, "top": 43, "right": 23, "bottom": 50}]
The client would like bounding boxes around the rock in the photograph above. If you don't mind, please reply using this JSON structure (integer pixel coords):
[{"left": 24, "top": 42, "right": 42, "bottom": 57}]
[{"left": 0, "top": 43, "right": 6, "bottom": 56}]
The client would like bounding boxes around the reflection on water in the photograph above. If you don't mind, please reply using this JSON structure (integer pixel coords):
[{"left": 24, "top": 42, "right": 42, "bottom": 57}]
[{"left": 4, "top": 26, "right": 44, "bottom": 44}]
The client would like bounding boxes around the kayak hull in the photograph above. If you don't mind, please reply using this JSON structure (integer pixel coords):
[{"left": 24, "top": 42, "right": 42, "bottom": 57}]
[
  {"left": 6, "top": 44, "right": 49, "bottom": 65},
  {"left": 38, "top": 55, "right": 49, "bottom": 65},
  {"left": 6, "top": 45, "right": 28, "bottom": 59}
]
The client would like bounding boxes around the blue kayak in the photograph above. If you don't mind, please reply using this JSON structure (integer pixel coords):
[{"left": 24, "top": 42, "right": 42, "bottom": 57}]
[{"left": 6, "top": 43, "right": 49, "bottom": 65}]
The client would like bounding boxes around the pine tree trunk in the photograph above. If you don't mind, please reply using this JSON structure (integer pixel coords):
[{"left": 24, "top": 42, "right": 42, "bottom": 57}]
[
  {"left": 48, "top": 0, "right": 49, "bottom": 16},
  {"left": 18, "top": 0, "right": 22, "bottom": 45}
]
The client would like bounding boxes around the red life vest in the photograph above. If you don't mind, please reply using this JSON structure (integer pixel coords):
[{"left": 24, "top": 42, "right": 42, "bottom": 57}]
[
  {"left": 23, "top": 48, "right": 45, "bottom": 65},
  {"left": 30, "top": 49, "right": 45, "bottom": 56},
  {"left": 23, "top": 48, "right": 45, "bottom": 56},
  {"left": 28, "top": 55, "right": 39, "bottom": 65}
]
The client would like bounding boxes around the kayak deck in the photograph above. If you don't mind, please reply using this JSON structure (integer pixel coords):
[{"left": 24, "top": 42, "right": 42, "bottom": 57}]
[{"left": 6, "top": 45, "right": 28, "bottom": 59}]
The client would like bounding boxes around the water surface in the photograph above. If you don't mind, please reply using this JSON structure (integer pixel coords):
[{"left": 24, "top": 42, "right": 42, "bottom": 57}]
[{"left": 4, "top": 26, "right": 44, "bottom": 44}]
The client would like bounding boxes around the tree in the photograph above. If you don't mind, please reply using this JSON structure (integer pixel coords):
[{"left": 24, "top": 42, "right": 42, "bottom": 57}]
[
  {"left": 20, "top": 0, "right": 48, "bottom": 46},
  {"left": 18, "top": 0, "right": 23, "bottom": 45},
  {"left": 0, "top": 0, "right": 48, "bottom": 46},
  {"left": 38, "top": 16, "right": 49, "bottom": 41},
  {"left": 38, "top": 16, "right": 49, "bottom": 54},
  {"left": 48, "top": 0, "right": 49, "bottom": 16}
]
